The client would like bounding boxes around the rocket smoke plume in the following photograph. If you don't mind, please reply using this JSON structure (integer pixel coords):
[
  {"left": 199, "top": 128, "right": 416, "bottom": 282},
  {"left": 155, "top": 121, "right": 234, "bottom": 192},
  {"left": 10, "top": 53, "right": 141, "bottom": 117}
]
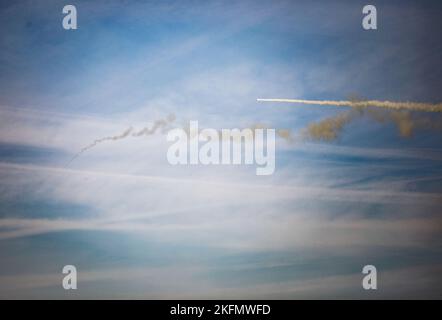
[
  {"left": 302, "top": 109, "right": 358, "bottom": 141},
  {"left": 257, "top": 98, "right": 442, "bottom": 141},
  {"left": 257, "top": 99, "right": 442, "bottom": 113},
  {"left": 68, "top": 114, "right": 176, "bottom": 165},
  {"left": 305, "top": 109, "right": 442, "bottom": 141}
]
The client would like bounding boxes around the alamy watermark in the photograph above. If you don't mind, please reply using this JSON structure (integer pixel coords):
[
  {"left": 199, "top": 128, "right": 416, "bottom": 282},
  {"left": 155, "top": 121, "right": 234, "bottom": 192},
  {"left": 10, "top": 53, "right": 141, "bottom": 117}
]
[
  {"left": 62, "top": 265, "right": 77, "bottom": 290},
  {"left": 62, "top": 5, "right": 77, "bottom": 30},
  {"left": 362, "top": 264, "right": 377, "bottom": 290},
  {"left": 362, "top": 5, "right": 377, "bottom": 30},
  {"left": 166, "top": 121, "right": 275, "bottom": 176},
  {"left": 62, "top": 4, "right": 377, "bottom": 32}
]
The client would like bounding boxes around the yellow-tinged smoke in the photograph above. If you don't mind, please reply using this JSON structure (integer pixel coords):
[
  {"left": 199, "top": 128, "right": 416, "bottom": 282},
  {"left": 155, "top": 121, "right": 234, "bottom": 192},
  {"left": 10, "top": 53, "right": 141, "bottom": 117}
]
[
  {"left": 302, "top": 110, "right": 359, "bottom": 141},
  {"left": 258, "top": 98, "right": 442, "bottom": 141},
  {"left": 303, "top": 108, "right": 442, "bottom": 141},
  {"left": 257, "top": 98, "right": 442, "bottom": 113}
]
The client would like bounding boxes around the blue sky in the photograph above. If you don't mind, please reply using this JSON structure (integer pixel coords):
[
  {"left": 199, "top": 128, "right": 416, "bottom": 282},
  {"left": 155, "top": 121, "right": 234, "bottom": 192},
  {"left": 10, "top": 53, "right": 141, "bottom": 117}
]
[{"left": 0, "top": 0, "right": 441, "bottom": 298}]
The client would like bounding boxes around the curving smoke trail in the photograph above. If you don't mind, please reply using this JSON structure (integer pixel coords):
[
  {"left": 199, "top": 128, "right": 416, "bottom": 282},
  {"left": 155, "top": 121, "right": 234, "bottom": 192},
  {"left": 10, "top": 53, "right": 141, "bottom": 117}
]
[
  {"left": 132, "top": 114, "right": 176, "bottom": 137},
  {"left": 67, "top": 126, "right": 134, "bottom": 165},
  {"left": 257, "top": 98, "right": 442, "bottom": 113},
  {"left": 67, "top": 114, "right": 176, "bottom": 165}
]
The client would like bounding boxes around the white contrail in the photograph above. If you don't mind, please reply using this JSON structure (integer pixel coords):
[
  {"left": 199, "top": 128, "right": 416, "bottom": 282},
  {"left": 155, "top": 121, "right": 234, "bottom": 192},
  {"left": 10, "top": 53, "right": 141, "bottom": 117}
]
[{"left": 257, "top": 98, "right": 442, "bottom": 113}]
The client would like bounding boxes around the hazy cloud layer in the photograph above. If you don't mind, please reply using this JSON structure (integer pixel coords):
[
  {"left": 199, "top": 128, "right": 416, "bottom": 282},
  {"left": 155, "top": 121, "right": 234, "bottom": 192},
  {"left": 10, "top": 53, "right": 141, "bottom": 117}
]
[{"left": 0, "top": 0, "right": 441, "bottom": 298}]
